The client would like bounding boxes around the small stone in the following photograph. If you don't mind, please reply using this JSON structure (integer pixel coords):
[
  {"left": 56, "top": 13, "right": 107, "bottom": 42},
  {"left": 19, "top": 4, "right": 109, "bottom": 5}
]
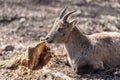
[
  {"left": 4, "top": 45, "right": 14, "bottom": 51},
  {"left": 19, "top": 18, "right": 26, "bottom": 23}
]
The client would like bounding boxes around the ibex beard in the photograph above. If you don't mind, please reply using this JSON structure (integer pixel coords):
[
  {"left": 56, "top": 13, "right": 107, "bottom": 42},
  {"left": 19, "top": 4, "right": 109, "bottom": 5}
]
[{"left": 45, "top": 8, "right": 120, "bottom": 74}]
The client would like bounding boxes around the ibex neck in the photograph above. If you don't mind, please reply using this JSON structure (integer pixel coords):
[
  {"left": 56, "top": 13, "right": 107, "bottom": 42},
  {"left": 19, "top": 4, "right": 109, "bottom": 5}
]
[
  {"left": 65, "top": 27, "right": 90, "bottom": 46},
  {"left": 64, "top": 27, "right": 90, "bottom": 64}
]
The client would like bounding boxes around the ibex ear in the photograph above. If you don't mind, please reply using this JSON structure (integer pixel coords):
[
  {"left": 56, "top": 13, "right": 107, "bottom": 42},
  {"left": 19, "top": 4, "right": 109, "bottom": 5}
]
[{"left": 69, "top": 18, "right": 79, "bottom": 29}]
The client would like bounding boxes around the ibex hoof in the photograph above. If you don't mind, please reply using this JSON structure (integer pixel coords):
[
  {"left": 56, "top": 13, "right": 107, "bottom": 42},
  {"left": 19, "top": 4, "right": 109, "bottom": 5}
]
[{"left": 74, "top": 64, "right": 102, "bottom": 75}]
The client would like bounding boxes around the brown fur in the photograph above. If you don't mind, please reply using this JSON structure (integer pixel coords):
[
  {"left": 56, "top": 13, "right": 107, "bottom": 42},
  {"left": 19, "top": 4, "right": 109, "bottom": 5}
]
[{"left": 46, "top": 9, "right": 120, "bottom": 74}]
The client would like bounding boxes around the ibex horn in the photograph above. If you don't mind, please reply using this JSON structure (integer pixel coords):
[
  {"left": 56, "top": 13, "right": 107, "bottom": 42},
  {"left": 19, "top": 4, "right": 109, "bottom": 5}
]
[
  {"left": 59, "top": 7, "right": 67, "bottom": 19},
  {"left": 62, "top": 11, "right": 76, "bottom": 22}
]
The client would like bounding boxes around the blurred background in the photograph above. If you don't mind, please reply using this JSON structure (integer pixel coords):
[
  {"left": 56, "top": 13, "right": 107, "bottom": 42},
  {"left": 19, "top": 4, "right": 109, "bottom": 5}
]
[{"left": 0, "top": 0, "right": 120, "bottom": 79}]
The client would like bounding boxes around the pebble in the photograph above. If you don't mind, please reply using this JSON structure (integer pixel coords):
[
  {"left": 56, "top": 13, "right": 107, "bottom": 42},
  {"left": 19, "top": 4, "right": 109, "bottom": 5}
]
[{"left": 4, "top": 45, "right": 14, "bottom": 51}]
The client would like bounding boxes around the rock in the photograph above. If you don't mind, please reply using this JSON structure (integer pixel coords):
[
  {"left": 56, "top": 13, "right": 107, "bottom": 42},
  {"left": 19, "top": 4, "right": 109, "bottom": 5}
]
[
  {"left": 0, "top": 15, "right": 17, "bottom": 23},
  {"left": 19, "top": 18, "right": 26, "bottom": 23},
  {"left": 4, "top": 45, "right": 14, "bottom": 51},
  {"left": 41, "top": 69, "right": 74, "bottom": 80}
]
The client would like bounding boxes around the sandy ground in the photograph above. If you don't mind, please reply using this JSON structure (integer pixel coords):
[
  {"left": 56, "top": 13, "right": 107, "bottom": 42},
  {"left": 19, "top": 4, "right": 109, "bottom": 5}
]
[{"left": 1, "top": 0, "right": 120, "bottom": 79}]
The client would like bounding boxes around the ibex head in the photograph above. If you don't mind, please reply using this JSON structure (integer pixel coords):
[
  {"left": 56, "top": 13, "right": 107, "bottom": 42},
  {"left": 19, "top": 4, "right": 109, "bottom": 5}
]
[{"left": 46, "top": 8, "right": 78, "bottom": 43}]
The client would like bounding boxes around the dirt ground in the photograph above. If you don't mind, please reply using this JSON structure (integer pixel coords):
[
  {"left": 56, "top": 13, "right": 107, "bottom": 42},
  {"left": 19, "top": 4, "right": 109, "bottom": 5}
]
[{"left": 1, "top": 0, "right": 120, "bottom": 80}]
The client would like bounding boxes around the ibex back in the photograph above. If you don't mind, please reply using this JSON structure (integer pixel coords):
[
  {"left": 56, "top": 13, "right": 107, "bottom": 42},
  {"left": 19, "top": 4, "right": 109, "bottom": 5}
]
[{"left": 46, "top": 8, "right": 120, "bottom": 74}]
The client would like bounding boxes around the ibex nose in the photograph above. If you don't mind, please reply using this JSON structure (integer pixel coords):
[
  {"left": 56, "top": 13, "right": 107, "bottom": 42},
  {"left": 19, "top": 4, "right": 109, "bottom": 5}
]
[{"left": 45, "top": 37, "right": 53, "bottom": 43}]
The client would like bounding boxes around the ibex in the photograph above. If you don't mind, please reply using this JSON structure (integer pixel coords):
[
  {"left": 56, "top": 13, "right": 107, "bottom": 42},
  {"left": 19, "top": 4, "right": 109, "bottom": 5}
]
[{"left": 45, "top": 8, "right": 120, "bottom": 74}]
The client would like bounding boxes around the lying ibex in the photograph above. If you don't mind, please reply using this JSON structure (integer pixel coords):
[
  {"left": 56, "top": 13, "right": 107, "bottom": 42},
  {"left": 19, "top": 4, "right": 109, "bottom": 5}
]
[{"left": 45, "top": 8, "right": 120, "bottom": 74}]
